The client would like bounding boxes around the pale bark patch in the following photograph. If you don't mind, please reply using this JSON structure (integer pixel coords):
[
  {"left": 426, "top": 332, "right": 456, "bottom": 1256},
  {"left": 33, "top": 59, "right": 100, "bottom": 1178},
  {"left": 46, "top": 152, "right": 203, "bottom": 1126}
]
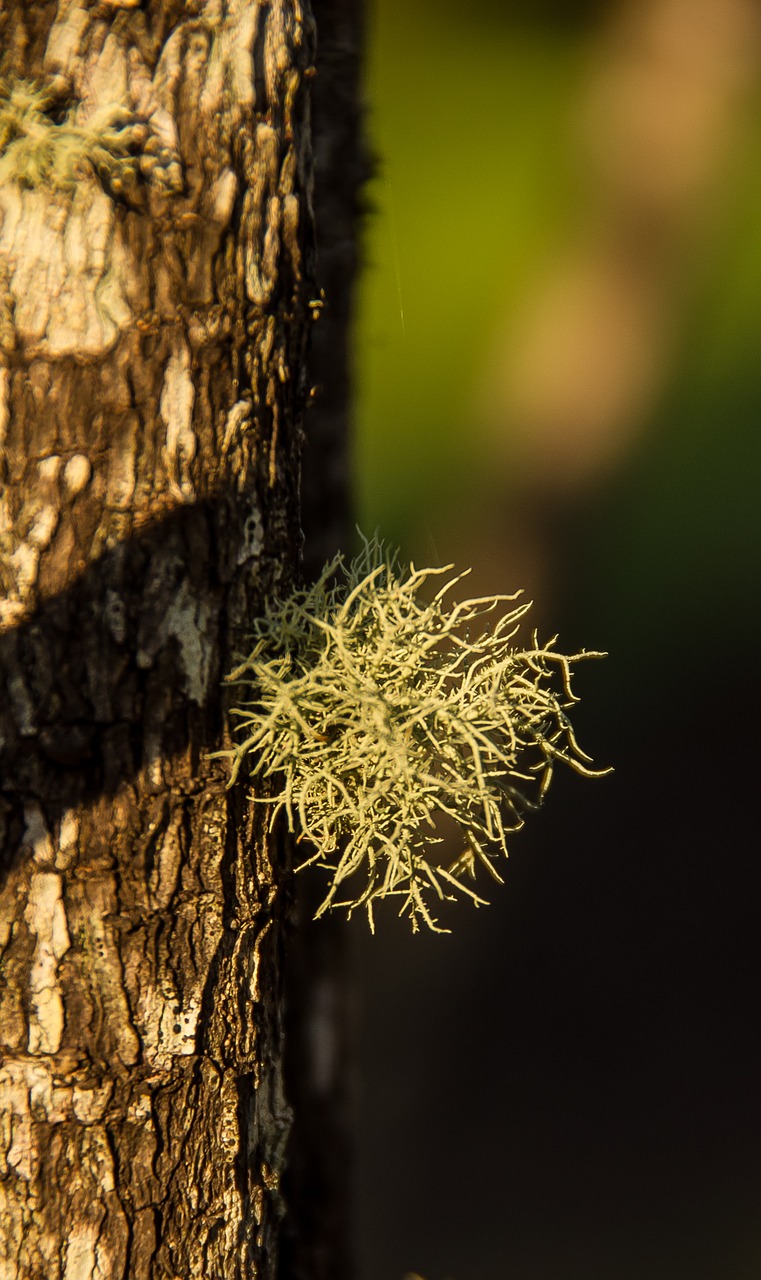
[
  {"left": 137, "top": 577, "right": 217, "bottom": 704},
  {"left": 0, "top": 185, "right": 136, "bottom": 359},
  {"left": 38, "top": 456, "right": 63, "bottom": 485},
  {"left": 45, "top": 2, "right": 91, "bottom": 87},
  {"left": 139, "top": 986, "right": 203, "bottom": 1069},
  {"left": 0, "top": 364, "right": 10, "bottom": 450},
  {"left": 159, "top": 341, "right": 197, "bottom": 501},
  {"left": 222, "top": 398, "right": 253, "bottom": 454},
  {"left": 62, "top": 454, "right": 92, "bottom": 500},
  {"left": 71, "top": 1080, "right": 113, "bottom": 1124},
  {"left": 26, "top": 504, "right": 59, "bottom": 552},
  {"left": 63, "top": 1224, "right": 99, "bottom": 1280},
  {"left": 1, "top": 1062, "right": 37, "bottom": 1182},
  {"left": 84, "top": 32, "right": 129, "bottom": 111},
  {"left": 8, "top": 544, "right": 40, "bottom": 602},
  {"left": 0, "top": 1061, "right": 112, "bottom": 1143},
  {"left": 25, "top": 872, "right": 71, "bottom": 1055},
  {"left": 57, "top": 811, "right": 81, "bottom": 870}
]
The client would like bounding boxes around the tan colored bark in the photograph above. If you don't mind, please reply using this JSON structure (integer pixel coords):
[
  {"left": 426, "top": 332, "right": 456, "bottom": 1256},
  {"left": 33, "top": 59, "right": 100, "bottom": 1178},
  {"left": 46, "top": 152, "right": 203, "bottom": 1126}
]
[{"left": 0, "top": 2, "right": 315, "bottom": 1276}]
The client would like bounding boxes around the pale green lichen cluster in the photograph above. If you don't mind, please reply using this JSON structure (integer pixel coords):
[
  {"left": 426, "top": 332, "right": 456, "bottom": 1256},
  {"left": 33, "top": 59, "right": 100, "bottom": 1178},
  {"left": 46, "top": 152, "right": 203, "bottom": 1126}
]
[
  {"left": 221, "top": 538, "right": 607, "bottom": 932},
  {"left": 0, "top": 77, "right": 180, "bottom": 195}
]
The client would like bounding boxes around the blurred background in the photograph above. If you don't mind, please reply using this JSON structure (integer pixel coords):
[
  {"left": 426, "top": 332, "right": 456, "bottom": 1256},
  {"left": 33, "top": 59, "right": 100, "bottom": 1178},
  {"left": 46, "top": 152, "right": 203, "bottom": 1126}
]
[{"left": 340, "top": 0, "right": 761, "bottom": 1277}]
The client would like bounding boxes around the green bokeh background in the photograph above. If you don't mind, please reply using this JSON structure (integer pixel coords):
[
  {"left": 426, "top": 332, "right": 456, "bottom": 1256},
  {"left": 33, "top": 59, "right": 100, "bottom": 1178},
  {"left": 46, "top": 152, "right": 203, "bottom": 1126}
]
[
  {"left": 348, "top": 2, "right": 761, "bottom": 1279},
  {"left": 356, "top": 5, "right": 584, "bottom": 533}
]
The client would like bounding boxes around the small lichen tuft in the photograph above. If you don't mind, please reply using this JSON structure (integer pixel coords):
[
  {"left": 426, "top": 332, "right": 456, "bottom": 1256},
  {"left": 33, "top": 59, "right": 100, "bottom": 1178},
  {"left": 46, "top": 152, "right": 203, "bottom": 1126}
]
[
  {"left": 0, "top": 77, "right": 181, "bottom": 196},
  {"left": 219, "top": 537, "right": 608, "bottom": 932}
]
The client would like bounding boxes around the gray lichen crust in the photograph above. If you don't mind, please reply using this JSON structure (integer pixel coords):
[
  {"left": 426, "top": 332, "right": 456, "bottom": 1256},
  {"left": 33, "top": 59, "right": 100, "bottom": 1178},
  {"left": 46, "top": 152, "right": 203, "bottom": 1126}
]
[{"left": 220, "top": 538, "right": 609, "bottom": 932}]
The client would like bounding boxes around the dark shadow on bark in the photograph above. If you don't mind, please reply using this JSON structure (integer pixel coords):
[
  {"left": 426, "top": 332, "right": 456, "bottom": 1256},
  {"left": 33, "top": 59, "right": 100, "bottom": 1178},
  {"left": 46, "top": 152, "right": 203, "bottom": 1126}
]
[{"left": 0, "top": 492, "right": 257, "bottom": 877}]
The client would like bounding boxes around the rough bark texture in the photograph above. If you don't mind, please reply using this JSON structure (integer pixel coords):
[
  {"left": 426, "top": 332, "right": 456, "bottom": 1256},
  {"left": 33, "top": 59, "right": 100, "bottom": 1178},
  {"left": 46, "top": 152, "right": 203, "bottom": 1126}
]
[{"left": 0, "top": 2, "right": 315, "bottom": 1276}]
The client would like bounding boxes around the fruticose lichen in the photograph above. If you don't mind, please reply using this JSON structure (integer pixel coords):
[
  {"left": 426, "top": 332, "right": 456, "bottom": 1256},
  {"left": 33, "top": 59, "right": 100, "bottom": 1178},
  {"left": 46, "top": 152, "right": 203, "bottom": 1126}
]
[
  {"left": 0, "top": 76, "right": 180, "bottom": 196},
  {"left": 220, "top": 538, "right": 607, "bottom": 932}
]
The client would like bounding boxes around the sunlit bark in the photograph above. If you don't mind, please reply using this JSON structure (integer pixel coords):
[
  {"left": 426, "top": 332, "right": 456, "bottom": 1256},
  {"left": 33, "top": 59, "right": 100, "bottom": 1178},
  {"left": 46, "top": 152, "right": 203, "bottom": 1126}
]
[{"left": 0, "top": 2, "right": 315, "bottom": 1275}]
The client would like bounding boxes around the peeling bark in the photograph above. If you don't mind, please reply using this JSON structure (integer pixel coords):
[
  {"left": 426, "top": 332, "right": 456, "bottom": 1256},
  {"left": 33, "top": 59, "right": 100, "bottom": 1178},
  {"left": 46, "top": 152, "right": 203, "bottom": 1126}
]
[{"left": 0, "top": 2, "right": 316, "bottom": 1276}]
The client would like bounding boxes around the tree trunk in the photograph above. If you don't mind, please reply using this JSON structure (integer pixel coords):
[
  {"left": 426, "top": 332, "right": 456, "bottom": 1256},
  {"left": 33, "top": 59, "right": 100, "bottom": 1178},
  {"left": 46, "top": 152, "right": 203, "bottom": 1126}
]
[{"left": 0, "top": 3, "right": 316, "bottom": 1276}]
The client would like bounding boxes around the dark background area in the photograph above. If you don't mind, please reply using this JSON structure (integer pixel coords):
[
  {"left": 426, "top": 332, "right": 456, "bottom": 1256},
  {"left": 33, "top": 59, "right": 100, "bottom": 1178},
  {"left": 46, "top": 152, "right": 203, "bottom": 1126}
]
[{"left": 336, "top": 0, "right": 761, "bottom": 1276}]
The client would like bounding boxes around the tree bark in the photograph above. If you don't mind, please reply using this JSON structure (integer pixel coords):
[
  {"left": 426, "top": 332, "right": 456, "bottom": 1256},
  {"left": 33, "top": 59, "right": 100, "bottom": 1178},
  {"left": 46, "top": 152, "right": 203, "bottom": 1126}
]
[{"left": 0, "top": 3, "right": 315, "bottom": 1276}]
